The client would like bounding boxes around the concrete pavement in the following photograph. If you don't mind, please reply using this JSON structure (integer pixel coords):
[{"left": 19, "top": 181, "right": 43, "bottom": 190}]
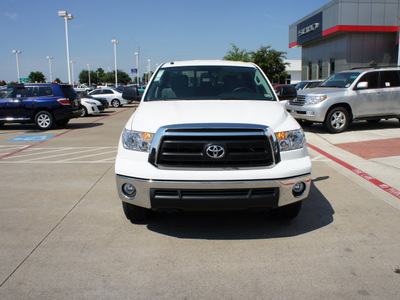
[{"left": 0, "top": 107, "right": 399, "bottom": 299}]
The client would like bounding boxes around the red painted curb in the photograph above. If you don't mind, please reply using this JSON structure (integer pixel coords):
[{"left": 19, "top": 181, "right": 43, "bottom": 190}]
[{"left": 308, "top": 143, "right": 400, "bottom": 200}]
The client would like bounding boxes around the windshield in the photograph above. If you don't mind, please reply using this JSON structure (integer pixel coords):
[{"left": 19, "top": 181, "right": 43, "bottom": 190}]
[
  {"left": 144, "top": 66, "right": 276, "bottom": 101},
  {"left": 320, "top": 72, "right": 360, "bottom": 88}
]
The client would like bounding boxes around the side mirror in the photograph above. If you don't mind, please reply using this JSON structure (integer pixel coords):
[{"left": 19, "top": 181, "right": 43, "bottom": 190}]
[
  {"left": 122, "top": 86, "right": 140, "bottom": 101},
  {"left": 356, "top": 81, "right": 368, "bottom": 89},
  {"left": 278, "top": 86, "right": 297, "bottom": 101}
]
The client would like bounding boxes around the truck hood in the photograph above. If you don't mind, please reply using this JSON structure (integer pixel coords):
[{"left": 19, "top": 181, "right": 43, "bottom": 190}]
[
  {"left": 126, "top": 100, "right": 298, "bottom": 133},
  {"left": 298, "top": 87, "right": 348, "bottom": 96}
]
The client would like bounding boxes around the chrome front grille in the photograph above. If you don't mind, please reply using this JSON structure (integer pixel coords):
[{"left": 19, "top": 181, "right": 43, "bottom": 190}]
[
  {"left": 289, "top": 95, "right": 306, "bottom": 106},
  {"left": 148, "top": 123, "right": 280, "bottom": 169}
]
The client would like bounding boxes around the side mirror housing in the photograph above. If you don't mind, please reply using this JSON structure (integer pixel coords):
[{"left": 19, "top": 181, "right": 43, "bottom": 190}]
[
  {"left": 277, "top": 85, "right": 297, "bottom": 101},
  {"left": 122, "top": 86, "right": 140, "bottom": 101},
  {"left": 356, "top": 81, "right": 368, "bottom": 89}
]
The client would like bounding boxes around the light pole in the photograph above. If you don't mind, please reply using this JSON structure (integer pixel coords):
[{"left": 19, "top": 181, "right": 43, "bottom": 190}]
[
  {"left": 147, "top": 59, "right": 151, "bottom": 83},
  {"left": 111, "top": 39, "right": 119, "bottom": 87},
  {"left": 12, "top": 50, "right": 21, "bottom": 82},
  {"left": 135, "top": 50, "right": 139, "bottom": 85},
  {"left": 46, "top": 56, "right": 53, "bottom": 82},
  {"left": 87, "top": 64, "right": 91, "bottom": 86},
  {"left": 70, "top": 60, "right": 75, "bottom": 85},
  {"left": 58, "top": 10, "right": 73, "bottom": 84}
]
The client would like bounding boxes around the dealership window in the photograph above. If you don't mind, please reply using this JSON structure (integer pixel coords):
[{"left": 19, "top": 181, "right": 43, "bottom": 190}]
[
  {"left": 318, "top": 60, "right": 322, "bottom": 79},
  {"left": 308, "top": 62, "right": 312, "bottom": 80},
  {"left": 329, "top": 58, "right": 335, "bottom": 76}
]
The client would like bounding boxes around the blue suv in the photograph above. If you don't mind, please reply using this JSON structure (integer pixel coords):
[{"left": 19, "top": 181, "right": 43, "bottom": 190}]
[{"left": 0, "top": 83, "right": 83, "bottom": 130}]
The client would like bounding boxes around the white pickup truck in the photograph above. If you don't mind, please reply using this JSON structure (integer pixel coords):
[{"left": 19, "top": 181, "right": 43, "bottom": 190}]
[{"left": 115, "top": 60, "right": 312, "bottom": 222}]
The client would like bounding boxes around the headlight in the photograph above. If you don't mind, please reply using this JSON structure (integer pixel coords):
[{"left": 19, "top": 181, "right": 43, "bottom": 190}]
[
  {"left": 122, "top": 129, "right": 154, "bottom": 152},
  {"left": 275, "top": 129, "right": 306, "bottom": 151},
  {"left": 305, "top": 95, "right": 327, "bottom": 105},
  {"left": 87, "top": 101, "right": 97, "bottom": 105}
]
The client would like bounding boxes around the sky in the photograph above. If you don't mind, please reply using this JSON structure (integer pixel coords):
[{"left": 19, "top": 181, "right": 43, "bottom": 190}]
[{"left": 1, "top": 0, "right": 326, "bottom": 83}]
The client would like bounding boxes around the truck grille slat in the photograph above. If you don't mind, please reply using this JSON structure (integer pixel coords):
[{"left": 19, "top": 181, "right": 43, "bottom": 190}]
[{"left": 151, "top": 125, "right": 280, "bottom": 168}]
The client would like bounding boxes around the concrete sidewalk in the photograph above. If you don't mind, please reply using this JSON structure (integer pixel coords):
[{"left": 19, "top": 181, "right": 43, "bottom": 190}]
[{"left": 304, "top": 119, "right": 400, "bottom": 209}]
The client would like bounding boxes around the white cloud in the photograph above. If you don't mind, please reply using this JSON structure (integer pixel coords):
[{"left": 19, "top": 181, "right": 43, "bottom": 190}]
[{"left": 5, "top": 12, "right": 18, "bottom": 20}]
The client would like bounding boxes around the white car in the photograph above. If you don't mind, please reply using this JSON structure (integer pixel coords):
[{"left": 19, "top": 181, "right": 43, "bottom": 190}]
[
  {"left": 80, "top": 97, "right": 104, "bottom": 117},
  {"left": 115, "top": 60, "right": 312, "bottom": 223},
  {"left": 88, "top": 88, "right": 129, "bottom": 108}
]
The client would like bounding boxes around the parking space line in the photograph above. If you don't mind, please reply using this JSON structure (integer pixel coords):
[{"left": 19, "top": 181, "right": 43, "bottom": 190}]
[
  {"left": 56, "top": 150, "right": 117, "bottom": 162},
  {"left": 0, "top": 107, "right": 132, "bottom": 160},
  {"left": 308, "top": 143, "right": 400, "bottom": 199}
]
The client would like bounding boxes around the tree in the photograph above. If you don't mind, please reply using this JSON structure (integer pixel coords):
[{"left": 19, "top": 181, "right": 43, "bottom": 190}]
[
  {"left": 28, "top": 71, "right": 46, "bottom": 83},
  {"left": 250, "top": 46, "right": 288, "bottom": 82},
  {"left": 223, "top": 43, "right": 251, "bottom": 62},
  {"left": 223, "top": 44, "right": 289, "bottom": 83},
  {"left": 54, "top": 78, "right": 61, "bottom": 83}
]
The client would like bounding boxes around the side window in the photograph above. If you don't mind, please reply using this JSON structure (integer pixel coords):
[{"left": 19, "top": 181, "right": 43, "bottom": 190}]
[
  {"left": 102, "top": 89, "right": 113, "bottom": 94},
  {"left": 380, "top": 71, "right": 400, "bottom": 88},
  {"left": 16, "top": 87, "right": 34, "bottom": 98},
  {"left": 91, "top": 90, "right": 100, "bottom": 95},
  {"left": 358, "top": 72, "right": 379, "bottom": 89},
  {"left": 38, "top": 87, "right": 53, "bottom": 97}
]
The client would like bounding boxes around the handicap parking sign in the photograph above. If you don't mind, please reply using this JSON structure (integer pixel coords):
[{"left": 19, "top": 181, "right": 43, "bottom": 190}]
[{"left": 7, "top": 135, "right": 56, "bottom": 142}]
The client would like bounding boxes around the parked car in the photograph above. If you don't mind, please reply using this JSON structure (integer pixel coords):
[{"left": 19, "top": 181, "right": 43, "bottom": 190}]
[
  {"left": 115, "top": 60, "right": 312, "bottom": 223},
  {"left": 286, "top": 67, "right": 400, "bottom": 133},
  {"left": 0, "top": 83, "right": 82, "bottom": 130},
  {"left": 80, "top": 96, "right": 105, "bottom": 117},
  {"left": 77, "top": 92, "right": 109, "bottom": 108},
  {"left": 295, "top": 80, "right": 323, "bottom": 90},
  {"left": 88, "top": 88, "right": 130, "bottom": 108},
  {"left": 74, "top": 84, "right": 92, "bottom": 93}
]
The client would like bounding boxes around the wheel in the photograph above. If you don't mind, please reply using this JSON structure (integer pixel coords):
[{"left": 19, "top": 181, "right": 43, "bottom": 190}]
[
  {"left": 272, "top": 201, "right": 302, "bottom": 219},
  {"left": 366, "top": 119, "right": 381, "bottom": 124},
  {"left": 81, "top": 107, "right": 88, "bottom": 117},
  {"left": 324, "top": 106, "right": 350, "bottom": 133},
  {"left": 122, "top": 202, "right": 151, "bottom": 223},
  {"left": 56, "top": 119, "right": 69, "bottom": 128},
  {"left": 111, "top": 99, "right": 121, "bottom": 108},
  {"left": 35, "top": 111, "right": 54, "bottom": 130},
  {"left": 298, "top": 120, "right": 314, "bottom": 127}
]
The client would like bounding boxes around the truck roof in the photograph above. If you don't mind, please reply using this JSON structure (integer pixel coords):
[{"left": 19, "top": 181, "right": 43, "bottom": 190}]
[{"left": 160, "top": 60, "right": 257, "bottom": 68}]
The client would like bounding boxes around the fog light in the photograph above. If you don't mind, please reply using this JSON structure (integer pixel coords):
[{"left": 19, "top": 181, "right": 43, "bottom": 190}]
[
  {"left": 122, "top": 183, "right": 136, "bottom": 198},
  {"left": 292, "top": 182, "right": 306, "bottom": 197}
]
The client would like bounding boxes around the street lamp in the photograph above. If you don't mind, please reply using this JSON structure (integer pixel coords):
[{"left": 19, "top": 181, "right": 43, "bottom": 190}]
[
  {"left": 135, "top": 51, "right": 139, "bottom": 85},
  {"left": 70, "top": 60, "right": 75, "bottom": 85},
  {"left": 12, "top": 50, "right": 21, "bottom": 82},
  {"left": 147, "top": 59, "right": 151, "bottom": 83},
  {"left": 58, "top": 10, "right": 73, "bottom": 84},
  {"left": 87, "top": 64, "right": 91, "bottom": 86},
  {"left": 46, "top": 56, "right": 53, "bottom": 82},
  {"left": 111, "top": 39, "right": 119, "bottom": 87}
]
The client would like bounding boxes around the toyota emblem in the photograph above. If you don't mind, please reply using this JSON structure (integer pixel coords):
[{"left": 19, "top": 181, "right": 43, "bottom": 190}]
[{"left": 206, "top": 145, "right": 225, "bottom": 159}]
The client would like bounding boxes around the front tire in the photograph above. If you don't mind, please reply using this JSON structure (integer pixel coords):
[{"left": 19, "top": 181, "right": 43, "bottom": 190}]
[
  {"left": 35, "top": 111, "right": 54, "bottom": 130},
  {"left": 111, "top": 99, "right": 121, "bottom": 108},
  {"left": 122, "top": 202, "right": 151, "bottom": 223},
  {"left": 324, "top": 106, "right": 350, "bottom": 133},
  {"left": 81, "top": 107, "right": 88, "bottom": 117}
]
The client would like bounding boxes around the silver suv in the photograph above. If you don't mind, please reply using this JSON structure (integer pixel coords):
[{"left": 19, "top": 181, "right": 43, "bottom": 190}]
[{"left": 286, "top": 67, "right": 400, "bottom": 133}]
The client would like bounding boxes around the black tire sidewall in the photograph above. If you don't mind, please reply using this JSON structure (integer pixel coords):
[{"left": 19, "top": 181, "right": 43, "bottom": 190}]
[
  {"left": 112, "top": 99, "right": 120, "bottom": 108},
  {"left": 35, "top": 111, "right": 54, "bottom": 130},
  {"left": 324, "top": 107, "right": 350, "bottom": 133}
]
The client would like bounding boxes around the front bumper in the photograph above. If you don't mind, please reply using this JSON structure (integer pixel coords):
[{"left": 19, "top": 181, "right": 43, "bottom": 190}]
[
  {"left": 286, "top": 103, "right": 327, "bottom": 123},
  {"left": 116, "top": 173, "right": 312, "bottom": 210}
]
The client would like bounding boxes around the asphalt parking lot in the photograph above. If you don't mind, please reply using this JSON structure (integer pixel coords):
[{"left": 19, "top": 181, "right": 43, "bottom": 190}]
[{"left": 0, "top": 105, "right": 399, "bottom": 299}]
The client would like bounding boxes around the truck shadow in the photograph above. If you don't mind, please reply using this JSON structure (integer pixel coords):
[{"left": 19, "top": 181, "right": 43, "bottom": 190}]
[{"left": 146, "top": 180, "right": 334, "bottom": 240}]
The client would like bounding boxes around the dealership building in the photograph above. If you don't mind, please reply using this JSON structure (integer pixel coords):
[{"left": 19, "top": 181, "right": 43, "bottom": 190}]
[{"left": 289, "top": 0, "right": 400, "bottom": 80}]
